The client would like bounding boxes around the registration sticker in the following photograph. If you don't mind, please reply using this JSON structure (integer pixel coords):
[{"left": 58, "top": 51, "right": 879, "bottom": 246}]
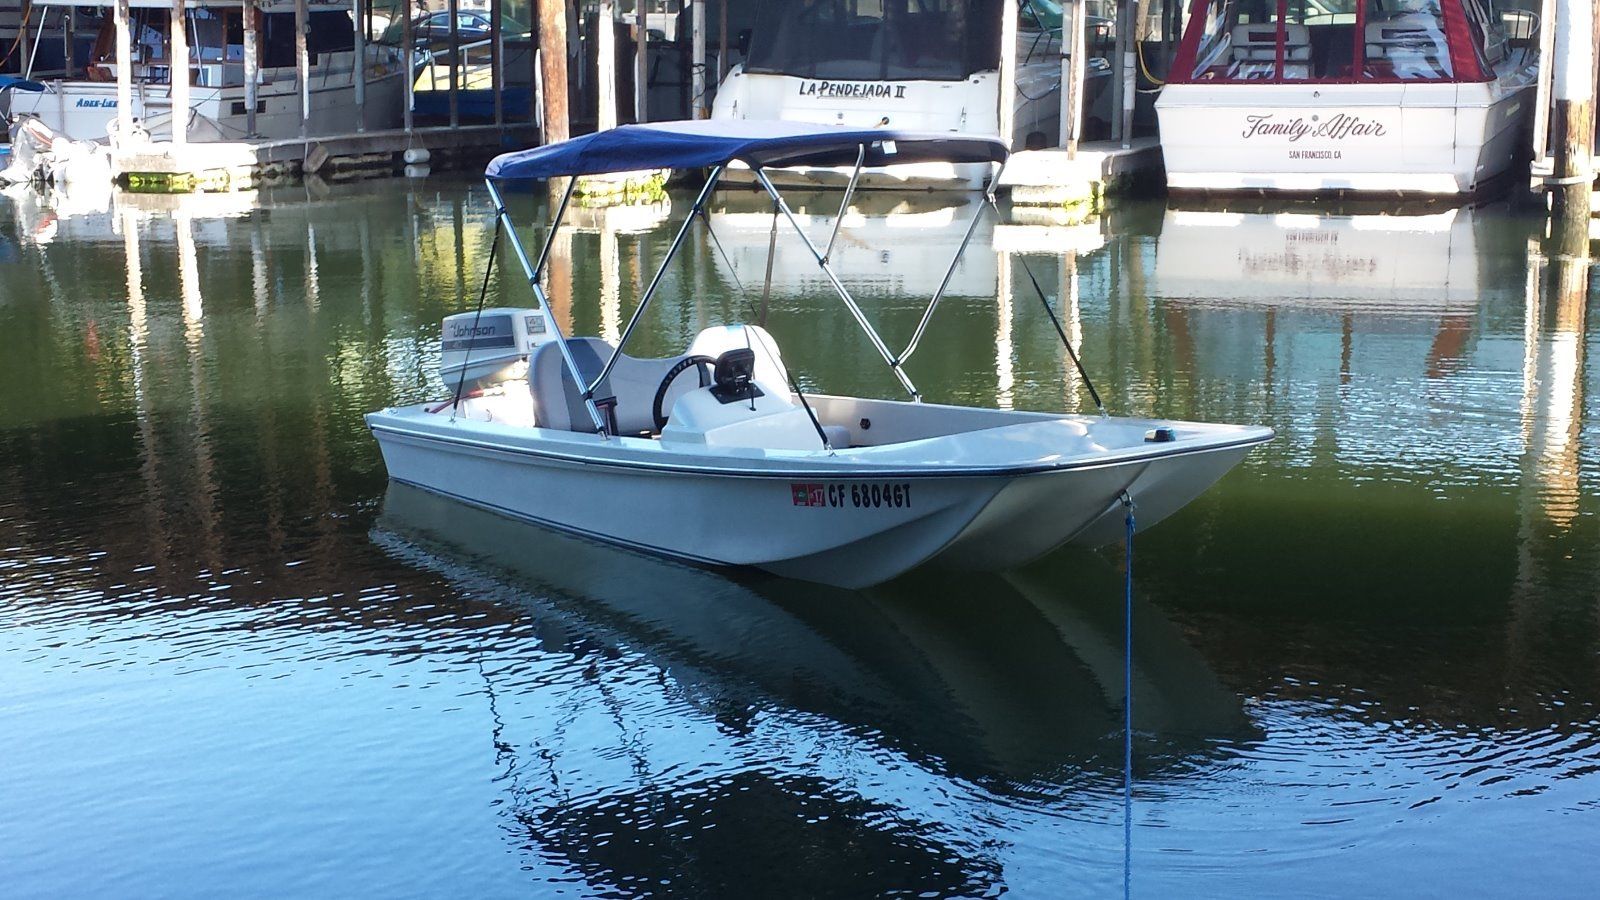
[
  {"left": 790, "top": 482, "right": 911, "bottom": 509},
  {"left": 791, "top": 483, "right": 826, "bottom": 507}
]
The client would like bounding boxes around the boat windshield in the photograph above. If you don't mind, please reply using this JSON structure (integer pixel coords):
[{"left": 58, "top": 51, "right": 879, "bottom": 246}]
[
  {"left": 80, "top": 8, "right": 354, "bottom": 83},
  {"left": 1175, "top": 0, "right": 1526, "bottom": 84},
  {"left": 744, "top": 0, "right": 1003, "bottom": 82}
]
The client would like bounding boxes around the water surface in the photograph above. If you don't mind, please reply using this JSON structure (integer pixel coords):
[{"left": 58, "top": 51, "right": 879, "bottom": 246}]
[{"left": 1, "top": 179, "right": 1596, "bottom": 897}]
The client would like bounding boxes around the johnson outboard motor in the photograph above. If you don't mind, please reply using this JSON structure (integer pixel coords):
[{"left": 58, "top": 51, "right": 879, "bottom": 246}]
[
  {"left": 438, "top": 307, "right": 555, "bottom": 392},
  {"left": 1, "top": 114, "right": 53, "bottom": 186}
]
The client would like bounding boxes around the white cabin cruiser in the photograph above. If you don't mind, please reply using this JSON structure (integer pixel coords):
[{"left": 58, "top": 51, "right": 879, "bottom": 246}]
[
  {"left": 1157, "top": 0, "right": 1538, "bottom": 195},
  {"left": 6, "top": 0, "right": 406, "bottom": 143},
  {"left": 365, "top": 121, "right": 1272, "bottom": 588},
  {"left": 710, "top": 0, "right": 1110, "bottom": 190}
]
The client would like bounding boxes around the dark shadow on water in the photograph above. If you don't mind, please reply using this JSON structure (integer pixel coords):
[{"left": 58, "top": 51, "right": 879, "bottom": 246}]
[{"left": 532, "top": 770, "right": 1002, "bottom": 900}]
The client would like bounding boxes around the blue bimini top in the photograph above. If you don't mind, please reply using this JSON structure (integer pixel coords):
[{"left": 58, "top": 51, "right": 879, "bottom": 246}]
[{"left": 485, "top": 119, "right": 1009, "bottom": 180}]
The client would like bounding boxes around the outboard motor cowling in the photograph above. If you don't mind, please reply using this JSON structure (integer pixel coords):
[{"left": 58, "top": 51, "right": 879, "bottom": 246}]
[{"left": 439, "top": 308, "right": 554, "bottom": 391}]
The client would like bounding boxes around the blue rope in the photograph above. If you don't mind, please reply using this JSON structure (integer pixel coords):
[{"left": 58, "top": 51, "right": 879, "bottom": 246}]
[{"left": 1120, "top": 490, "right": 1135, "bottom": 900}]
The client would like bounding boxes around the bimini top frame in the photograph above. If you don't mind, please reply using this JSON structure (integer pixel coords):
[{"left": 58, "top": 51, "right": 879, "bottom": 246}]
[{"left": 482, "top": 119, "right": 1010, "bottom": 438}]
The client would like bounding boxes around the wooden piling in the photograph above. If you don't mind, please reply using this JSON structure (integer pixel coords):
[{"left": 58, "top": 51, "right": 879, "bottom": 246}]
[
  {"left": 490, "top": 0, "right": 503, "bottom": 126},
  {"left": 169, "top": 0, "right": 188, "bottom": 144},
  {"left": 353, "top": 0, "right": 366, "bottom": 132},
  {"left": 243, "top": 0, "right": 259, "bottom": 136},
  {"left": 999, "top": 0, "right": 1018, "bottom": 147},
  {"left": 447, "top": 0, "right": 460, "bottom": 127},
  {"left": 634, "top": 6, "right": 648, "bottom": 122},
  {"left": 1062, "top": 0, "right": 1087, "bottom": 156},
  {"left": 1550, "top": 0, "right": 1595, "bottom": 228},
  {"left": 1117, "top": 0, "right": 1138, "bottom": 148},
  {"left": 597, "top": 0, "right": 616, "bottom": 130},
  {"left": 114, "top": 0, "right": 132, "bottom": 139},
  {"left": 1533, "top": 0, "right": 1557, "bottom": 161},
  {"left": 295, "top": 0, "right": 309, "bottom": 137},
  {"left": 402, "top": 0, "right": 414, "bottom": 133},
  {"left": 692, "top": 0, "right": 706, "bottom": 117},
  {"left": 537, "top": 0, "right": 569, "bottom": 143}
]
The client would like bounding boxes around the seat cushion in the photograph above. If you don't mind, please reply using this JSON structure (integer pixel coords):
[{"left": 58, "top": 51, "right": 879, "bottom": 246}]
[{"left": 530, "top": 338, "right": 616, "bottom": 432}]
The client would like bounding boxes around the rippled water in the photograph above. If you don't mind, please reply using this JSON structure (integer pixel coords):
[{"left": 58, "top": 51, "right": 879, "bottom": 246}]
[{"left": 1, "top": 179, "right": 1597, "bottom": 897}]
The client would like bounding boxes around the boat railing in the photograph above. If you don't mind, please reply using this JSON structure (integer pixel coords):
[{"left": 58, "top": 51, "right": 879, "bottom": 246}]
[
  {"left": 421, "top": 36, "right": 497, "bottom": 94},
  {"left": 1019, "top": 0, "right": 1063, "bottom": 66}
]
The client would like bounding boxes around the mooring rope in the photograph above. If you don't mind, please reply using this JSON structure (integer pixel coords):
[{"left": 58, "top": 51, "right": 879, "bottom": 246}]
[{"left": 1120, "top": 489, "right": 1136, "bottom": 899}]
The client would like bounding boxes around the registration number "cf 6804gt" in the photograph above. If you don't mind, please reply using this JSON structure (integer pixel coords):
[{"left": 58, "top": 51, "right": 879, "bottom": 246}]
[{"left": 790, "top": 482, "right": 911, "bottom": 509}]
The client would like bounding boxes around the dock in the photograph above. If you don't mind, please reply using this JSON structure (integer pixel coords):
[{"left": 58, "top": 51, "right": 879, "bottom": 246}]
[
  {"left": 999, "top": 138, "right": 1163, "bottom": 219},
  {"left": 112, "top": 124, "right": 539, "bottom": 192}
]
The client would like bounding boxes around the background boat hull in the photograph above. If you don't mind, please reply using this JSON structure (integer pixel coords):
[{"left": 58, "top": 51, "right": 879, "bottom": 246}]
[{"left": 1157, "top": 79, "right": 1535, "bottom": 195}]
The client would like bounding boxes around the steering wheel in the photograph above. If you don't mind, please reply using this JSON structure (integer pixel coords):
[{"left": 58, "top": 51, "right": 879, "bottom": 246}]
[{"left": 652, "top": 355, "right": 717, "bottom": 432}]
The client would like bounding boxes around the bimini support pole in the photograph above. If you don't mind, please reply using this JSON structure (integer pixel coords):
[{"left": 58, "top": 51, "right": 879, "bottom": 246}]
[
  {"left": 485, "top": 176, "right": 609, "bottom": 435},
  {"left": 822, "top": 144, "right": 867, "bottom": 264},
  {"left": 586, "top": 166, "right": 726, "bottom": 396},
  {"left": 753, "top": 167, "right": 921, "bottom": 401}
]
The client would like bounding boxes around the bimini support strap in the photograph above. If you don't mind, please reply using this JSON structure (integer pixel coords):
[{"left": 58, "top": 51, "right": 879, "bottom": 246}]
[
  {"left": 975, "top": 164, "right": 1108, "bottom": 417},
  {"left": 753, "top": 166, "right": 921, "bottom": 401},
  {"left": 449, "top": 216, "right": 504, "bottom": 421},
  {"left": 1017, "top": 250, "right": 1107, "bottom": 416},
  {"left": 697, "top": 203, "right": 835, "bottom": 454},
  {"left": 485, "top": 176, "right": 609, "bottom": 436},
  {"left": 586, "top": 165, "right": 727, "bottom": 400}
]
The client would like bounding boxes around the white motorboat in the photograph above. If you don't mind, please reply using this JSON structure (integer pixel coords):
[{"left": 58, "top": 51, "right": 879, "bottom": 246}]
[
  {"left": 6, "top": 0, "right": 407, "bottom": 143},
  {"left": 365, "top": 120, "right": 1272, "bottom": 588},
  {"left": 1156, "top": 0, "right": 1538, "bottom": 195}
]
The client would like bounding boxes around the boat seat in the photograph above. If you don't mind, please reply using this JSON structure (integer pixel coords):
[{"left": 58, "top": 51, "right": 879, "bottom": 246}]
[
  {"left": 687, "top": 324, "right": 791, "bottom": 391},
  {"left": 1365, "top": 17, "right": 1450, "bottom": 79},
  {"left": 1229, "top": 23, "right": 1311, "bottom": 80},
  {"left": 529, "top": 338, "right": 703, "bottom": 435}
]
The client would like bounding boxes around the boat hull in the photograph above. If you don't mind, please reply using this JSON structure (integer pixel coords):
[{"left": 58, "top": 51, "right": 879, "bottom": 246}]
[
  {"left": 9, "top": 54, "right": 407, "bottom": 142},
  {"left": 709, "top": 60, "right": 1085, "bottom": 191},
  {"left": 367, "top": 405, "right": 1268, "bottom": 588},
  {"left": 1156, "top": 78, "right": 1535, "bottom": 196}
]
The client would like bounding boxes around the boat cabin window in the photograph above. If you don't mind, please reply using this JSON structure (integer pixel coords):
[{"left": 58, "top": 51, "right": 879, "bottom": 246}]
[
  {"left": 744, "top": 0, "right": 1003, "bottom": 81},
  {"left": 1177, "top": 0, "right": 1513, "bottom": 83},
  {"left": 86, "top": 10, "right": 199, "bottom": 82},
  {"left": 84, "top": 8, "right": 354, "bottom": 83},
  {"left": 261, "top": 12, "right": 356, "bottom": 68}
]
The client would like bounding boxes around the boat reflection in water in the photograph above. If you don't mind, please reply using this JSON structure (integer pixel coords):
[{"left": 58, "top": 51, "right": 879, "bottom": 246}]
[
  {"left": 1150, "top": 203, "right": 1515, "bottom": 315},
  {"left": 708, "top": 190, "right": 997, "bottom": 301},
  {"left": 372, "top": 482, "right": 1252, "bottom": 891}
]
